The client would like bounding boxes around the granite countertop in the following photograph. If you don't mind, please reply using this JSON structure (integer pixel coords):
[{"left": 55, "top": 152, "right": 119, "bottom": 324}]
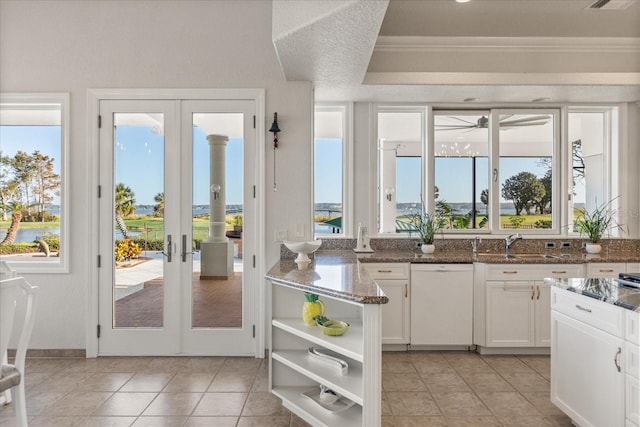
[
  {"left": 545, "top": 277, "right": 640, "bottom": 313},
  {"left": 266, "top": 251, "right": 389, "bottom": 305},
  {"left": 356, "top": 249, "right": 640, "bottom": 264}
]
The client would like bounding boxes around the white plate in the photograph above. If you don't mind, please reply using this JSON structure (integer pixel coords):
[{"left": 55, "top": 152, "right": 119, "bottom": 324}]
[{"left": 300, "top": 388, "right": 355, "bottom": 413}]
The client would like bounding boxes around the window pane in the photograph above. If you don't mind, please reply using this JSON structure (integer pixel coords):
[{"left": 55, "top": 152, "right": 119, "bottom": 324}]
[
  {"left": 378, "top": 111, "right": 423, "bottom": 234},
  {"left": 498, "top": 113, "right": 554, "bottom": 230},
  {"left": 434, "top": 113, "right": 490, "bottom": 230},
  {"left": 314, "top": 110, "right": 344, "bottom": 235},
  {"left": 568, "top": 110, "right": 606, "bottom": 230},
  {"left": 0, "top": 100, "right": 64, "bottom": 268}
]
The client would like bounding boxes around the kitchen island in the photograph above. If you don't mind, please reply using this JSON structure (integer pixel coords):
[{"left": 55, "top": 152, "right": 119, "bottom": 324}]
[
  {"left": 266, "top": 251, "right": 387, "bottom": 427},
  {"left": 546, "top": 276, "right": 640, "bottom": 427}
]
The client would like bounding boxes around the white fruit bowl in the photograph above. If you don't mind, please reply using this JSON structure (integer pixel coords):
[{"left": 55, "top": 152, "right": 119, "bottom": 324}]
[{"left": 284, "top": 240, "right": 322, "bottom": 270}]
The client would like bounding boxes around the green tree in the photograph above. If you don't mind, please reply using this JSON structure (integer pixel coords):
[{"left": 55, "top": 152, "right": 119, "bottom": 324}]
[
  {"left": 153, "top": 192, "right": 164, "bottom": 217},
  {"left": 501, "top": 172, "right": 545, "bottom": 215},
  {"left": 115, "top": 183, "right": 136, "bottom": 238},
  {"left": 0, "top": 201, "right": 24, "bottom": 245},
  {"left": 0, "top": 152, "right": 20, "bottom": 221},
  {"left": 9, "top": 151, "right": 37, "bottom": 219},
  {"left": 32, "top": 151, "right": 60, "bottom": 221},
  {"left": 536, "top": 169, "right": 552, "bottom": 214}
]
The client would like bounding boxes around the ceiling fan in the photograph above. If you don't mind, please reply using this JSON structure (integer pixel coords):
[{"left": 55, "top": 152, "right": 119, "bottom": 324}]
[{"left": 435, "top": 115, "right": 550, "bottom": 131}]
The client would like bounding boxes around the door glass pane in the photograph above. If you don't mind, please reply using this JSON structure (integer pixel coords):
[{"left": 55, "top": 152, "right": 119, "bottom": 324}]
[
  {"left": 192, "top": 113, "right": 243, "bottom": 328},
  {"left": 113, "top": 113, "right": 165, "bottom": 328},
  {"left": 434, "top": 113, "right": 490, "bottom": 230},
  {"left": 498, "top": 113, "right": 554, "bottom": 230}
]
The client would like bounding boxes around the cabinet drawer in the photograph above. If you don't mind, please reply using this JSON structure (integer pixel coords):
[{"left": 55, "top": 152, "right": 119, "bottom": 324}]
[
  {"left": 360, "top": 263, "right": 409, "bottom": 279},
  {"left": 552, "top": 287, "right": 624, "bottom": 337},
  {"left": 627, "top": 343, "right": 640, "bottom": 380},
  {"left": 628, "top": 311, "right": 640, "bottom": 346},
  {"left": 487, "top": 264, "right": 583, "bottom": 280},
  {"left": 587, "top": 263, "right": 626, "bottom": 278}
]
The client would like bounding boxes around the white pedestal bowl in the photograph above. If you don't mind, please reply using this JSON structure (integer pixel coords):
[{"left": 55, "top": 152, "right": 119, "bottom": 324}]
[{"left": 284, "top": 240, "right": 322, "bottom": 270}]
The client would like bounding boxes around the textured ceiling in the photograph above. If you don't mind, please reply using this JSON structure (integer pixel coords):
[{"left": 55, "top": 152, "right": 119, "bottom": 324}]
[{"left": 273, "top": 0, "right": 640, "bottom": 103}]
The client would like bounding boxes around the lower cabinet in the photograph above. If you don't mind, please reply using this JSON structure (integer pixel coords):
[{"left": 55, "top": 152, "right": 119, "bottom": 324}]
[
  {"left": 410, "top": 264, "right": 473, "bottom": 346},
  {"left": 475, "top": 263, "right": 583, "bottom": 351},
  {"left": 359, "top": 263, "right": 410, "bottom": 345},
  {"left": 551, "top": 287, "right": 626, "bottom": 427},
  {"left": 586, "top": 262, "right": 627, "bottom": 278}
]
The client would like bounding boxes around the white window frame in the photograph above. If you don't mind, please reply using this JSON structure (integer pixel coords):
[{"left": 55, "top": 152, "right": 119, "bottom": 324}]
[
  {"left": 567, "top": 105, "right": 620, "bottom": 237},
  {"left": 313, "top": 103, "right": 354, "bottom": 237},
  {"left": 0, "top": 92, "right": 70, "bottom": 273}
]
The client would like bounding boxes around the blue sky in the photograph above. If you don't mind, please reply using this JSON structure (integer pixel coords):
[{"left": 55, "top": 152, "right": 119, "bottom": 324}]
[
  {"left": 115, "top": 125, "right": 243, "bottom": 206},
  {"left": 0, "top": 125, "right": 62, "bottom": 204}
]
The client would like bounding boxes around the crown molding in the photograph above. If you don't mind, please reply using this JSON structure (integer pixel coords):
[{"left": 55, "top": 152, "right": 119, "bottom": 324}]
[
  {"left": 364, "top": 72, "right": 640, "bottom": 86},
  {"left": 375, "top": 36, "right": 640, "bottom": 54}
]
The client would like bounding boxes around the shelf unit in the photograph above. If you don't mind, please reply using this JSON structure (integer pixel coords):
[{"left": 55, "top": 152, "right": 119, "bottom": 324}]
[{"left": 269, "top": 281, "right": 382, "bottom": 427}]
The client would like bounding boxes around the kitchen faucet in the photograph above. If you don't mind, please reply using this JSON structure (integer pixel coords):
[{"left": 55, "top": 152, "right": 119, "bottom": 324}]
[
  {"left": 505, "top": 233, "right": 523, "bottom": 256},
  {"left": 472, "top": 236, "right": 482, "bottom": 253}
]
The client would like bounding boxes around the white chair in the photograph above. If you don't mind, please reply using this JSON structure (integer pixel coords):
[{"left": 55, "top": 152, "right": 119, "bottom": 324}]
[
  {"left": 0, "top": 260, "right": 18, "bottom": 405},
  {"left": 1, "top": 277, "right": 39, "bottom": 427}
]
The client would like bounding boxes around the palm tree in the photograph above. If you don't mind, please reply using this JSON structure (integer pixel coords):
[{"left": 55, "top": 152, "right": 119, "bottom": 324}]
[
  {"left": 0, "top": 202, "right": 24, "bottom": 245},
  {"left": 115, "top": 183, "right": 136, "bottom": 238},
  {"left": 153, "top": 192, "right": 164, "bottom": 217}
]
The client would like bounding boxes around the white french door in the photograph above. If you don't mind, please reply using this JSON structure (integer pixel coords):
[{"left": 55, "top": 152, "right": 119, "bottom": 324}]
[{"left": 98, "top": 99, "right": 255, "bottom": 355}]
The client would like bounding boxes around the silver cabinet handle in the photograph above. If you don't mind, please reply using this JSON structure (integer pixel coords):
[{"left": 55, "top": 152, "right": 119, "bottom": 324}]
[
  {"left": 552, "top": 271, "right": 567, "bottom": 274},
  {"left": 575, "top": 304, "right": 592, "bottom": 313},
  {"left": 614, "top": 347, "right": 621, "bottom": 372}
]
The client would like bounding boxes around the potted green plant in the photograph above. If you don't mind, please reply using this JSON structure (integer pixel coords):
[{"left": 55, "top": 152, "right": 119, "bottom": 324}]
[
  {"left": 408, "top": 207, "right": 444, "bottom": 254},
  {"left": 574, "top": 199, "right": 621, "bottom": 254}
]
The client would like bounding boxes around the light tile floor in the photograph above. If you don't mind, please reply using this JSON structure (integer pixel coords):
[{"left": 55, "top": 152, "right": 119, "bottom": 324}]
[{"left": 0, "top": 352, "right": 572, "bottom": 426}]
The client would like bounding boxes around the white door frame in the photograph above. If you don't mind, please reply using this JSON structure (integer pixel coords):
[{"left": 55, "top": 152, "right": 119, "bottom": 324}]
[{"left": 87, "top": 88, "right": 266, "bottom": 358}]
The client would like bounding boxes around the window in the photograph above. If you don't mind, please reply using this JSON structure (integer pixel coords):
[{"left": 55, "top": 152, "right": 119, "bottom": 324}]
[
  {"left": 377, "top": 108, "right": 423, "bottom": 234},
  {"left": 0, "top": 93, "right": 69, "bottom": 272},
  {"left": 377, "top": 106, "right": 564, "bottom": 235},
  {"left": 567, "top": 107, "right": 617, "bottom": 235},
  {"left": 434, "top": 111, "right": 489, "bottom": 230},
  {"left": 314, "top": 104, "right": 352, "bottom": 237}
]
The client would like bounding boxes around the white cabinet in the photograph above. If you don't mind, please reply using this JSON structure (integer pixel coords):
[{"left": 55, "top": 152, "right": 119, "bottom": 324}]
[
  {"left": 269, "top": 282, "right": 382, "bottom": 427},
  {"left": 551, "top": 287, "right": 629, "bottom": 427},
  {"left": 359, "top": 263, "right": 410, "bottom": 345},
  {"left": 627, "top": 310, "right": 640, "bottom": 426},
  {"left": 586, "top": 262, "right": 627, "bottom": 278},
  {"left": 474, "top": 263, "right": 583, "bottom": 352},
  {"left": 410, "top": 264, "right": 473, "bottom": 347}
]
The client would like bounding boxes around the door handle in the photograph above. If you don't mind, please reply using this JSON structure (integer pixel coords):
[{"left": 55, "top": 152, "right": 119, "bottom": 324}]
[
  {"left": 536, "top": 285, "right": 541, "bottom": 300},
  {"left": 161, "top": 234, "right": 172, "bottom": 262},
  {"left": 404, "top": 283, "right": 408, "bottom": 298},
  {"left": 531, "top": 285, "right": 534, "bottom": 300},
  {"left": 181, "top": 234, "right": 196, "bottom": 262},
  {"left": 493, "top": 168, "right": 498, "bottom": 182},
  {"left": 614, "top": 347, "right": 621, "bottom": 372}
]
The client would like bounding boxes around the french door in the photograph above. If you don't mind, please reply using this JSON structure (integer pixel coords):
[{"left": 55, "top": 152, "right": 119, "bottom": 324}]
[{"left": 98, "top": 99, "right": 255, "bottom": 355}]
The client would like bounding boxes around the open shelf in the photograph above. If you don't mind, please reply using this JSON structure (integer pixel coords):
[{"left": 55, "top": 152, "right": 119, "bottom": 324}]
[
  {"left": 272, "top": 385, "right": 362, "bottom": 427},
  {"left": 272, "top": 317, "right": 363, "bottom": 362},
  {"left": 272, "top": 350, "right": 363, "bottom": 405}
]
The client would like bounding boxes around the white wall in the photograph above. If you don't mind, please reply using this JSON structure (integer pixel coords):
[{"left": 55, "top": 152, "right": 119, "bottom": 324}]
[{"left": 0, "top": 0, "right": 313, "bottom": 349}]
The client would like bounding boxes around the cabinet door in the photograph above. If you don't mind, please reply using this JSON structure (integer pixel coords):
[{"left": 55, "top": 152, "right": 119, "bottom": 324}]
[
  {"left": 378, "top": 279, "right": 409, "bottom": 344},
  {"left": 534, "top": 281, "right": 551, "bottom": 347},
  {"left": 486, "top": 281, "right": 535, "bottom": 347},
  {"left": 551, "top": 310, "right": 625, "bottom": 427},
  {"left": 411, "top": 267, "right": 473, "bottom": 345}
]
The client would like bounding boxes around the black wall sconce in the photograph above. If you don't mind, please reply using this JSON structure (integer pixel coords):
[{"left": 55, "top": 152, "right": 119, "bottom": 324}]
[{"left": 269, "top": 113, "right": 281, "bottom": 191}]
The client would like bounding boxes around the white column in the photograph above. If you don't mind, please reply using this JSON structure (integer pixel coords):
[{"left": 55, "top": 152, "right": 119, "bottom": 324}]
[
  {"left": 207, "top": 134, "right": 228, "bottom": 243},
  {"left": 200, "top": 134, "right": 234, "bottom": 279}
]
